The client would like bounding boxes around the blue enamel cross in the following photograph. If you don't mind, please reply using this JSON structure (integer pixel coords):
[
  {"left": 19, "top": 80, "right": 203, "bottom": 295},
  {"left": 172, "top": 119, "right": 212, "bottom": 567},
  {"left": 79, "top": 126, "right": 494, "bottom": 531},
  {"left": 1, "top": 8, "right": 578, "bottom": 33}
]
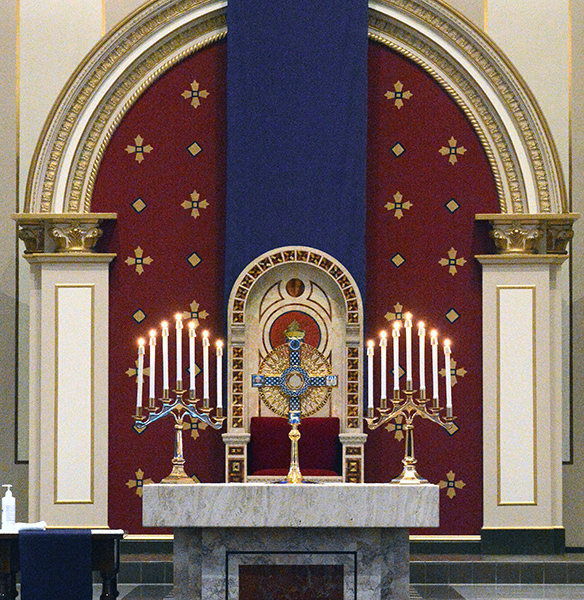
[{"left": 252, "top": 337, "right": 338, "bottom": 424}]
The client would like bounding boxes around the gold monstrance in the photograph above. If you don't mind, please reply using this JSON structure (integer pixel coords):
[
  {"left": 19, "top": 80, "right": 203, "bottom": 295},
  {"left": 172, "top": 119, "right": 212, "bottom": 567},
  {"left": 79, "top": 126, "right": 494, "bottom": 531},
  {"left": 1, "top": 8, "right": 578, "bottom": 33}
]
[{"left": 252, "top": 321, "right": 338, "bottom": 483}]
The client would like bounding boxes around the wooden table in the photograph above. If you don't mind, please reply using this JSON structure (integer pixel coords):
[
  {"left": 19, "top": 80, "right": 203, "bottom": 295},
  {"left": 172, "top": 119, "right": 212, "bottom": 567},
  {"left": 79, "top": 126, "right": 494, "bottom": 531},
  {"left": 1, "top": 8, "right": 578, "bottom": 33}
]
[{"left": 0, "top": 529, "right": 124, "bottom": 600}]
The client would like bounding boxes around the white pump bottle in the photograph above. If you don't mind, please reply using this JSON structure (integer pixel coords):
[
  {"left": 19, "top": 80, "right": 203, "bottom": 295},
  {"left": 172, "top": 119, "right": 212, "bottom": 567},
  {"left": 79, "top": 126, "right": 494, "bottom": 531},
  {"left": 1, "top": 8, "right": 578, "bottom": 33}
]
[{"left": 2, "top": 485, "right": 16, "bottom": 531}]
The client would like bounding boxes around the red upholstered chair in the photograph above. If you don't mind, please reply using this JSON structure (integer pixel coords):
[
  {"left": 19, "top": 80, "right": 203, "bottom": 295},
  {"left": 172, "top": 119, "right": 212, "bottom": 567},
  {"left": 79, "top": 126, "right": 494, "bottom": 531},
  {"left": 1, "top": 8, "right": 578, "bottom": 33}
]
[{"left": 248, "top": 416, "right": 341, "bottom": 479}]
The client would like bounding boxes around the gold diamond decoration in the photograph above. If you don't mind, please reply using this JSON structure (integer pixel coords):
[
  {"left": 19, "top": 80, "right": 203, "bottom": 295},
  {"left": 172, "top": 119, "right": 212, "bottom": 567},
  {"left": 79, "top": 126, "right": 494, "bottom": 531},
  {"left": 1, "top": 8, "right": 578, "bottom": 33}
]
[
  {"left": 132, "top": 309, "right": 147, "bottom": 323},
  {"left": 391, "top": 142, "right": 405, "bottom": 157},
  {"left": 188, "top": 141, "right": 202, "bottom": 157},
  {"left": 391, "top": 253, "right": 405, "bottom": 268},
  {"left": 187, "top": 252, "right": 202, "bottom": 268},
  {"left": 445, "top": 309, "right": 460, "bottom": 323},
  {"left": 132, "top": 198, "right": 147, "bottom": 213}
]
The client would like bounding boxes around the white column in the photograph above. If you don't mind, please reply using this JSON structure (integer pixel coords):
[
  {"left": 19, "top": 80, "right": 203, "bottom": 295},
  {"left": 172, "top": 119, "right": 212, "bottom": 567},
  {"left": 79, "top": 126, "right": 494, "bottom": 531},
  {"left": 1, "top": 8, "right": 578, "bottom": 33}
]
[
  {"left": 25, "top": 253, "right": 114, "bottom": 526},
  {"left": 478, "top": 254, "right": 566, "bottom": 546}
]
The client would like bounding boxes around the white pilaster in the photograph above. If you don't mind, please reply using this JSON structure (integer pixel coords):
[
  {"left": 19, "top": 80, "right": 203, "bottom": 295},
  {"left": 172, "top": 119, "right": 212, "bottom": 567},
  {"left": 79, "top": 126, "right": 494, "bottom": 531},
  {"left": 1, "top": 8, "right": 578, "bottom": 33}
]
[
  {"left": 479, "top": 254, "right": 566, "bottom": 534},
  {"left": 25, "top": 253, "right": 114, "bottom": 526}
]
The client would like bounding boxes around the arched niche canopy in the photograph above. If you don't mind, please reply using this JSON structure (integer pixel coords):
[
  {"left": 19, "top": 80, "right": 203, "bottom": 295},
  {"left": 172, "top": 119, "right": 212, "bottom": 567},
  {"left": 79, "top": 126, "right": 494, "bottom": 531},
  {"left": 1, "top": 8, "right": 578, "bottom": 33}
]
[{"left": 223, "top": 246, "right": 366, "bottom": 484}]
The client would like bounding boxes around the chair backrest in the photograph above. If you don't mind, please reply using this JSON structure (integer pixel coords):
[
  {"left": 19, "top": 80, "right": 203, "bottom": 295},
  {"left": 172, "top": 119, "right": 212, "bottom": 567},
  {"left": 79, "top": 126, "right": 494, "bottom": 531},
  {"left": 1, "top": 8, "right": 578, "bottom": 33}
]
[{"left": 248, "top": 416, "right": 341, "bottom": 476}]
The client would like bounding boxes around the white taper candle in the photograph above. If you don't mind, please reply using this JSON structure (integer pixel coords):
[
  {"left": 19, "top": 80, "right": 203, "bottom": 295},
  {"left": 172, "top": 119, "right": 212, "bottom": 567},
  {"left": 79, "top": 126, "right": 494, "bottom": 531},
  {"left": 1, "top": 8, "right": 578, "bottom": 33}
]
[
  {"left": 430, "top": 329, "right": 439, "bottom": 402},
  {"left": 418, "top": 322, "right": 426, "bottom": 392},
  {"left": 367, "top": 340, "right": 374, "bottom": 409},
  {"left": 202, "top": 330, "right": 210, "bottom": 401},
  {"left": 161, "top": 321, "right": 169, "bottom": 392},
  {"left": 380, "top": 331, "right": 388, "bottom": 401},
  {"left": 392, "top": 321, "right": 400, "bottom": 391},
  {"left": 148, "top": 330, "right": 156, "bottom": 401},
  {"left": 175, "top": 313, "right": 183, "bottom": 388},
  {"left": 404, "top": 313, "right": 413, "bottom": 384},
  {"left": 444, "top": 339, "right": 452, "bottom": 409},
  {"left": 216, "top": 340, "right": 223, "bottom": 408},
  {"left": 136, "top": 338, "right": 145, "bottom": 410},
  {"left": 188, "top": 321, "right": 196, "bottom": 395}
]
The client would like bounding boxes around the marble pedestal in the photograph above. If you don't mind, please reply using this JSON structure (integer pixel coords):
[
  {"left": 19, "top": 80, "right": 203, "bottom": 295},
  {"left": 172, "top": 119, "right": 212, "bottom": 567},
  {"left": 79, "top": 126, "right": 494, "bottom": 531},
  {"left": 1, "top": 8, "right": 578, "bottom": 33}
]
[{"left": 143, "top": 483, "right": 438, "bottom": 600}]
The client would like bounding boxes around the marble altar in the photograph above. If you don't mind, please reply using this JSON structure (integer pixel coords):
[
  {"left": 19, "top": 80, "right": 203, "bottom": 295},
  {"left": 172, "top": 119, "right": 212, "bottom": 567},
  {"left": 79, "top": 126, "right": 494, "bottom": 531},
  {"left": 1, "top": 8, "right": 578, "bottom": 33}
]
[{"left": 143, "top": 483, "right": 439, "bottom": 600}]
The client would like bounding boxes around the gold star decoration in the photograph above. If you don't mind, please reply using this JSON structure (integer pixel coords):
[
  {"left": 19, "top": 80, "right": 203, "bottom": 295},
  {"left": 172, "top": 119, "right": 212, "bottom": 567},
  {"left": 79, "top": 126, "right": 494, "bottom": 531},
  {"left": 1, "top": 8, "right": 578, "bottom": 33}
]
[
  {"left": 126, "top": 468, "right": 154, "bottom": 497},
  {"left": 125, "top": 246, "right": 153, "bottom": 275},
  {"left": 181, "top": 79, "right": 210, "bottom": 108},
  {"left": 184, "top": 419, "right": 208, "bottom": 441},
  {"left": 439, "top": 247, "right": 466, "bottom": 276},
  {"left": 438, "top": 136, "right": 467, "bottom": 165},
  {"left": 125, "top": 135, "right": 153, "bottom": 163},
  {"left": 439, "top": 358, "right": 467, "bottom": 387},
  {"left": 126, "top": 359, "right": 150, "bottom": 380},
  {"left": 384, "top": 302, "right": 405, "bottom": 323},
  {"left": 385, "top": 414, "right": 405, "bottom": 441},
  {"left": 181, "top": 189, "right": 209, "bottom": 219},
  {"left": 181, "top": 299, "right": 209, "bottom": 329},
  {"left": 384, "top": 81, "right": 413, "bottom": 109},
  {"left": 385, "top": 191, "right": 412, "bottom": 220},
  {"left": 439, "top": 470, "right": 466, "bottom": 499}
]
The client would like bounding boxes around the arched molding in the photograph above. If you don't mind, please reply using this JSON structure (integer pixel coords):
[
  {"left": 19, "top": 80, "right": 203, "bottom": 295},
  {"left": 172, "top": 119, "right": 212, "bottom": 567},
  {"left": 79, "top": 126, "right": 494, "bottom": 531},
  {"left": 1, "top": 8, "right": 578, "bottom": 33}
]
[
  {"left": 22, "top": 0, "right": 567, "bottom": 217},
  {"left": 227, "top": 246, "right": 363, "bottom": 334}
]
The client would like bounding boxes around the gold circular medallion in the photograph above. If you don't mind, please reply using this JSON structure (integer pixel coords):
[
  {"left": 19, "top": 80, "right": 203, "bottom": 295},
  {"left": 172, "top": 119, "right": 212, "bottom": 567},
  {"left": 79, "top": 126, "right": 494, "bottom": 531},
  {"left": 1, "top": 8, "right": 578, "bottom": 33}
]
[{"left": 258, "top": 343, "right": 332, "bottom": 418}]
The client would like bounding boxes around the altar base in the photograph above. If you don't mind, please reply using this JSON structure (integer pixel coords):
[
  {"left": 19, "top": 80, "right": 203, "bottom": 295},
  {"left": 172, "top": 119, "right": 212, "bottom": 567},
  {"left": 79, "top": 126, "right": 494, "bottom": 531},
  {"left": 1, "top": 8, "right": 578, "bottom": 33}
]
[{"left": 143, "top": 483, "right": 438, "bottom": 600}]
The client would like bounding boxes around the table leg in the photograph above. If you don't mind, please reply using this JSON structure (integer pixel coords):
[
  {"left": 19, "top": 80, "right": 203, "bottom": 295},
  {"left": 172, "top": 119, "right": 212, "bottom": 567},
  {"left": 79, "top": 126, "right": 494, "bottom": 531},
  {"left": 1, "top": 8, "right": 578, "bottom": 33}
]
[{"left": 0, "top": 573, "right": 17, "bottom": 600}]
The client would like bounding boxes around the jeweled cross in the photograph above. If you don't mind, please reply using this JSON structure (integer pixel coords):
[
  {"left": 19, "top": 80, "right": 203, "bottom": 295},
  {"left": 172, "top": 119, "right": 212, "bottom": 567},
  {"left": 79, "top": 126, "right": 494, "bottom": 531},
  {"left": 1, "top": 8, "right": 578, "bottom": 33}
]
[{"left": 252, "top": 336, "right": 338, "bottom": 424}]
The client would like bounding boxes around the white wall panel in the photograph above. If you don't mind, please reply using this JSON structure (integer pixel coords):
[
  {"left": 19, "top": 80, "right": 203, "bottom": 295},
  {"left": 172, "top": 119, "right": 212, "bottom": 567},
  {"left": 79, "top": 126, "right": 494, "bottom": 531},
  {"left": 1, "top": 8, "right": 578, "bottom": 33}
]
[
  {"left": 55, "top": 285, "right": 93, "bottom": 503},
  {"left": 498, "top": 286, "right": 536, "bottom": 505}
]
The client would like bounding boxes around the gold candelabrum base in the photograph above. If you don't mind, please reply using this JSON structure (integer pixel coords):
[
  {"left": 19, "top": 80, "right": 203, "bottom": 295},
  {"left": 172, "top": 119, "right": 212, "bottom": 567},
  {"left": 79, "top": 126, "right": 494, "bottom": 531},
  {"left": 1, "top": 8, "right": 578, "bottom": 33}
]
[
  {"left": 286, "top": 423, "right": 303, "bottom": 484},
  {"left": 132, "top": 387, "right": 225, "bottom": 484},
  {"left": 365, "top": 384, "right": 458, "bottom": 484}
]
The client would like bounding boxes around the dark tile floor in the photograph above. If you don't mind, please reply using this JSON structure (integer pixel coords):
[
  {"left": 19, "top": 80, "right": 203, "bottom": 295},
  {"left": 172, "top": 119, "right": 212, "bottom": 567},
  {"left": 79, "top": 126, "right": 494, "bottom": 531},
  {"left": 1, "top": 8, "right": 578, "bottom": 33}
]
[{"left": 102, "top": 583, "right": 584, "bottom": 599}]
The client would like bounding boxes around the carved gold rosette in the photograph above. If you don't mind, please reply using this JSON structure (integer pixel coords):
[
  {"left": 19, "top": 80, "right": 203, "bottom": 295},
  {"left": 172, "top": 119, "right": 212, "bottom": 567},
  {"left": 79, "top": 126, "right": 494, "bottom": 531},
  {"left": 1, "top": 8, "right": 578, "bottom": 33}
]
[{"left": 258, "top": 343, "right": 332, "bottom": 418}]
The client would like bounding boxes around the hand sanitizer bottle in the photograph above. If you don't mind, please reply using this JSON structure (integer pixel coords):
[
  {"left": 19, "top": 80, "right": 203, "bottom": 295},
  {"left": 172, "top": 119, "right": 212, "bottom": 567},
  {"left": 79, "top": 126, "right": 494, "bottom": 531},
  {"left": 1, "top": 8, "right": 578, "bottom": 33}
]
[{"left": 2, "top": 485, "right": 15, "bottom": 532}]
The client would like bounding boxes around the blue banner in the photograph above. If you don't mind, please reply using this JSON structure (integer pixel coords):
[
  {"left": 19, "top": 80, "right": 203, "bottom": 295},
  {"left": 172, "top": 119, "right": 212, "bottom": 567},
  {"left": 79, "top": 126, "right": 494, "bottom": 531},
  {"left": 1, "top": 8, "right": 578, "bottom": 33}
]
[{"left": 226, "top": 0, "right": 368, "bottom": 298}]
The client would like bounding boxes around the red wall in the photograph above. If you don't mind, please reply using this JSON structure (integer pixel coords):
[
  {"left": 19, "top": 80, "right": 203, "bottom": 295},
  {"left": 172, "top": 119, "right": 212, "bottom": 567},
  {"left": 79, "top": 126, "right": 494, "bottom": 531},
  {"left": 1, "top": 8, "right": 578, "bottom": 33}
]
[{"left": 92, "top": 39, "right": 499, "bottom": 534}]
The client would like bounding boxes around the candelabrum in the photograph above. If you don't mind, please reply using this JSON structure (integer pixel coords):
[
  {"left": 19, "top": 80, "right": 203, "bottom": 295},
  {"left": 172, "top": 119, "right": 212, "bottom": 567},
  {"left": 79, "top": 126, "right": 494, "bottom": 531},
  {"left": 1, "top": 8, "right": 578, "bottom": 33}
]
[
  {"left": 365, "top": 384, "right": 458, "bottom": 484},
  {"left": 365, "top": 313, "right": 459, "bottom": 484},
  {"left": 133, "top": 388, "right": 225, "bottom": 484},
  {"left": 131, "top": 316, "right": 225, "bottom": 484}
]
